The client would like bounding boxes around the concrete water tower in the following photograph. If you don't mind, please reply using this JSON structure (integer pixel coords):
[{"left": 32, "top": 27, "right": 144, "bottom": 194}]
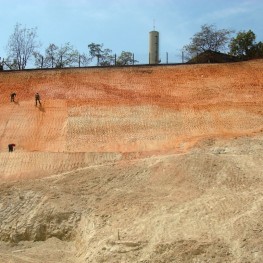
[{"left": 149, "top": 29, "right": 159, "bottom": 64}]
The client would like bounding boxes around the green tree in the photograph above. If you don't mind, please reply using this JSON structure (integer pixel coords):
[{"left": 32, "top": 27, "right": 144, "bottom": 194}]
[
  {"left": 56, "top": 43, "right": 80, "bottom": 68},
  {"left": 34, "top": 43, "right": 81, "bottom": 68},
  {"left": 229, "top": 30, "right": 256, "bottom": 58},
  {"left": 184, "top": 24, "right": 233, "bottom": 58},
  {"left": 88, "top": 43, "right": 115, "bottom": 66},
  {"left": 6, "top": 23, "right": 40, "bottom": 70},
  {"left": 78, "top": 53, "right": 92, "bottom": 67},
  {"left": 116, "top": 51, "right": 138, "bottom": 65},
  {"left": 99, "top": 48, "right": 115, "bottom": 66},
  {"left": 88, "top": 43, "right": 104, "bottom": 66},
  {"left": 34, "top": 43, "right": 57, "bottom": 68},
  {"left": 248, "top": 41, "right": 263, "bottom": 58}
]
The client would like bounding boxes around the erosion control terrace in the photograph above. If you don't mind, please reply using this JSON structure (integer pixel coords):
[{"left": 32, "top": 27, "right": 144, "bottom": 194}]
[{"left": 0, "top": 60, "right": 262, "bottom": 179}]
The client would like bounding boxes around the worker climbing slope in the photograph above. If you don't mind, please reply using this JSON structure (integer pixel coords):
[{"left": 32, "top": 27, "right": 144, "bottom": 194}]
[
  {"left": 10, "top": 92, "right": 16, "bottom": 102},
  {"left": 35, "top": 92, "right": 41, "bottom": 106},
  {"left": 8, "top": 144, "right": 16, "bottom": 152}
]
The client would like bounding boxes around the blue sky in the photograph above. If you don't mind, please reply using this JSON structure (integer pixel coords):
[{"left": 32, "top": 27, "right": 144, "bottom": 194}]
[{"left": 1, "top": 0, "right": 263, "bottom": 64}]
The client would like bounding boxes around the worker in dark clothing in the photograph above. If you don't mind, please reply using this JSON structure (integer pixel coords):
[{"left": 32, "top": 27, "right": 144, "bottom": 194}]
[
  {"left": 10, "top": 93, "right": 16, "bottom": 102},
  {"left": 35, "top": 93, "right": 41, "bottom": 106},
  {"left": 8, "top": 144, "right": 16, "bottom": 152}
]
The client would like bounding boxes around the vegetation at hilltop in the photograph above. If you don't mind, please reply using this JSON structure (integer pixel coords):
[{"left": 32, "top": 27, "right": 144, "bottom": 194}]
[
  {"left": 184, "top": 24, "right": 233, "bottom": 56},
  {"left": 229, "top": 30, "right": 263, "bottom": 59},
  {"left": 33, "top": 43, "right": 83, "bottom": 68},
  {"left": 184, "top": 24, "right": 263, "bottom": 61},
  {"left": 4, "top": 23, "right": 40, "bottom": 70},
  {"left": 1, "top": 24, "right": 138, "bottom": 70},
  {"left": 1, "top": 23, "right": 263, "bottom": 70}
]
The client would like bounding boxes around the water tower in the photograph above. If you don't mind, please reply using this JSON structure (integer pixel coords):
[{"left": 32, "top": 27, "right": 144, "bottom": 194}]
[{"left": 149, "top": 30, "right": 159, "bottom": 64}]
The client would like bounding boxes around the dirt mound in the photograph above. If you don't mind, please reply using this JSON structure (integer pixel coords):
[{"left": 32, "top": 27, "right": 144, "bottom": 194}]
[
  {"left": 0, "top": 60, "right": 262, "bottom": 262},
  {"left": 0, "top": 135, "right": 262, "bottom": 262}
]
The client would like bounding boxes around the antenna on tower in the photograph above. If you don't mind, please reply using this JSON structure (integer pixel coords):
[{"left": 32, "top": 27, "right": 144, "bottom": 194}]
[{"left": 153, "top": 18, "right": 155, "bottom": 31}]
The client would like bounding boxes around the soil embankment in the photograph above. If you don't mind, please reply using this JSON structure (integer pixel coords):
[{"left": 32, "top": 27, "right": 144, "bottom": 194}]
[{"left": 0, "top": 60, "right": 262, "bottom": 262}]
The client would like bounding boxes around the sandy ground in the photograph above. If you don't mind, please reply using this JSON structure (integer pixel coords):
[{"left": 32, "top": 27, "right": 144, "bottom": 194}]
[{"left": 0, "top": 60, "right": 262, "bottom": 262}]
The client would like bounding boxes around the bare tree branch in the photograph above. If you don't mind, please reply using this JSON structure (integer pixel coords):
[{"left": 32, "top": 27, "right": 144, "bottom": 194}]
[{"left": 6, "top": 23, "right": 40, "bottom": 70}]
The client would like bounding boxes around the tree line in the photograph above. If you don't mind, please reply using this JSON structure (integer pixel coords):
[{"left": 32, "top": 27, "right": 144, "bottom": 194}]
[
  {"left": 0, "top": 24, "right": 138, "bottom": 70},
  {"left": 1, "top": 23, "right": 262, "bottom": 70},
  {"left": 183, "top": 24, "right": 263, "bottom": 61}
]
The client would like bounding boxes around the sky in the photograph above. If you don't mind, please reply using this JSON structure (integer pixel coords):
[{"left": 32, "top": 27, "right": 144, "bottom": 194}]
[{"left": 1, "top": 0, "right": 263, "bottom": 65}]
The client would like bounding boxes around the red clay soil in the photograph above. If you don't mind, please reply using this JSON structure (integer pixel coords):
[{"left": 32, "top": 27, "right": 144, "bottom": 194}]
[
  {"left": 0, "top": 60, "right": 263, "bottom": 263},
  {"left": 0, "top": 60, "right": 262, "bottom": 179}
]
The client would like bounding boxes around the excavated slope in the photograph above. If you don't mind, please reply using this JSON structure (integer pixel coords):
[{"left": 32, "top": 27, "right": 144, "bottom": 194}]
[
  {"left": 0, "top": 60, "right": 262, "bottom": 179},
  {"left": 0, "top": 60, "right": 262, "bottom": 263}
]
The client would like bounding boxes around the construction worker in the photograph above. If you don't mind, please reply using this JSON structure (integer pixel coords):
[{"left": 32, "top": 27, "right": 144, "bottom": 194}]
[
  {"left": 35, "top": 92, "right": 41, "bottom": 106},
  {"left": 10, "top": 92, "right": 16, "bottom": 102},
  {"left": 8, "top": 144, "right": 16, "bottom": 152}
]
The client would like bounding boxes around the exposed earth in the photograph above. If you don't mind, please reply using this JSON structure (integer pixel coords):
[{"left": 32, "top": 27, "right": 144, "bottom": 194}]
[{"left": 0, "top": 60, "right": 262, "bottom": 262}]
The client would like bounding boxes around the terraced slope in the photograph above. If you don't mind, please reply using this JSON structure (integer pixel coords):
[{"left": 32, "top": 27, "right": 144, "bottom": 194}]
[
  {"left": 0, "top": 60, "right": 262, "bottom": 262},
  {"left": 0, "top": 60, "right": 262, "bottom": 179}
]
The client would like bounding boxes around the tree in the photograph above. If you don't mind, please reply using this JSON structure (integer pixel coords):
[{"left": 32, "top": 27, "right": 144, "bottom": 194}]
[
  {"left": 248, "top": 41, "right": 263, "bottom": 59},
  {"left": 229, "top": 30, "right": 256, "bottom": 58},
  {"left": 99, "top": 48, "right": 115, "bottom": 66},
  {"left": 88, "top": 43, "right": 114, "bottom": 66},
  {"left": 0, "top": 57, "right": 4, "bottom": 70},
  {"left": 88, "top": 43, "right": 104, "bottom": 66},
  {"left": 78, "top": 53, "right": 92, "bottom": 67},
  {"left": 1, "top": 57, "right": 19, "bottom": 70},
  {"left": 6, "top": 23, "right": 40, "bottom": 70},
  {"left": 55, "top": 43, "right": 80, "bottom": 68},
  {"left": 33, "top": 43, "right": 57, "bottom": 68},
  {"left": 116, "top": 51, "right": 138, "bottom": 65},
  {"left": 184, "top": 24, "right": 233, "bottom": 58},
  {"left": 34, "top": 43, "right": 82, "bottom": 68}
]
